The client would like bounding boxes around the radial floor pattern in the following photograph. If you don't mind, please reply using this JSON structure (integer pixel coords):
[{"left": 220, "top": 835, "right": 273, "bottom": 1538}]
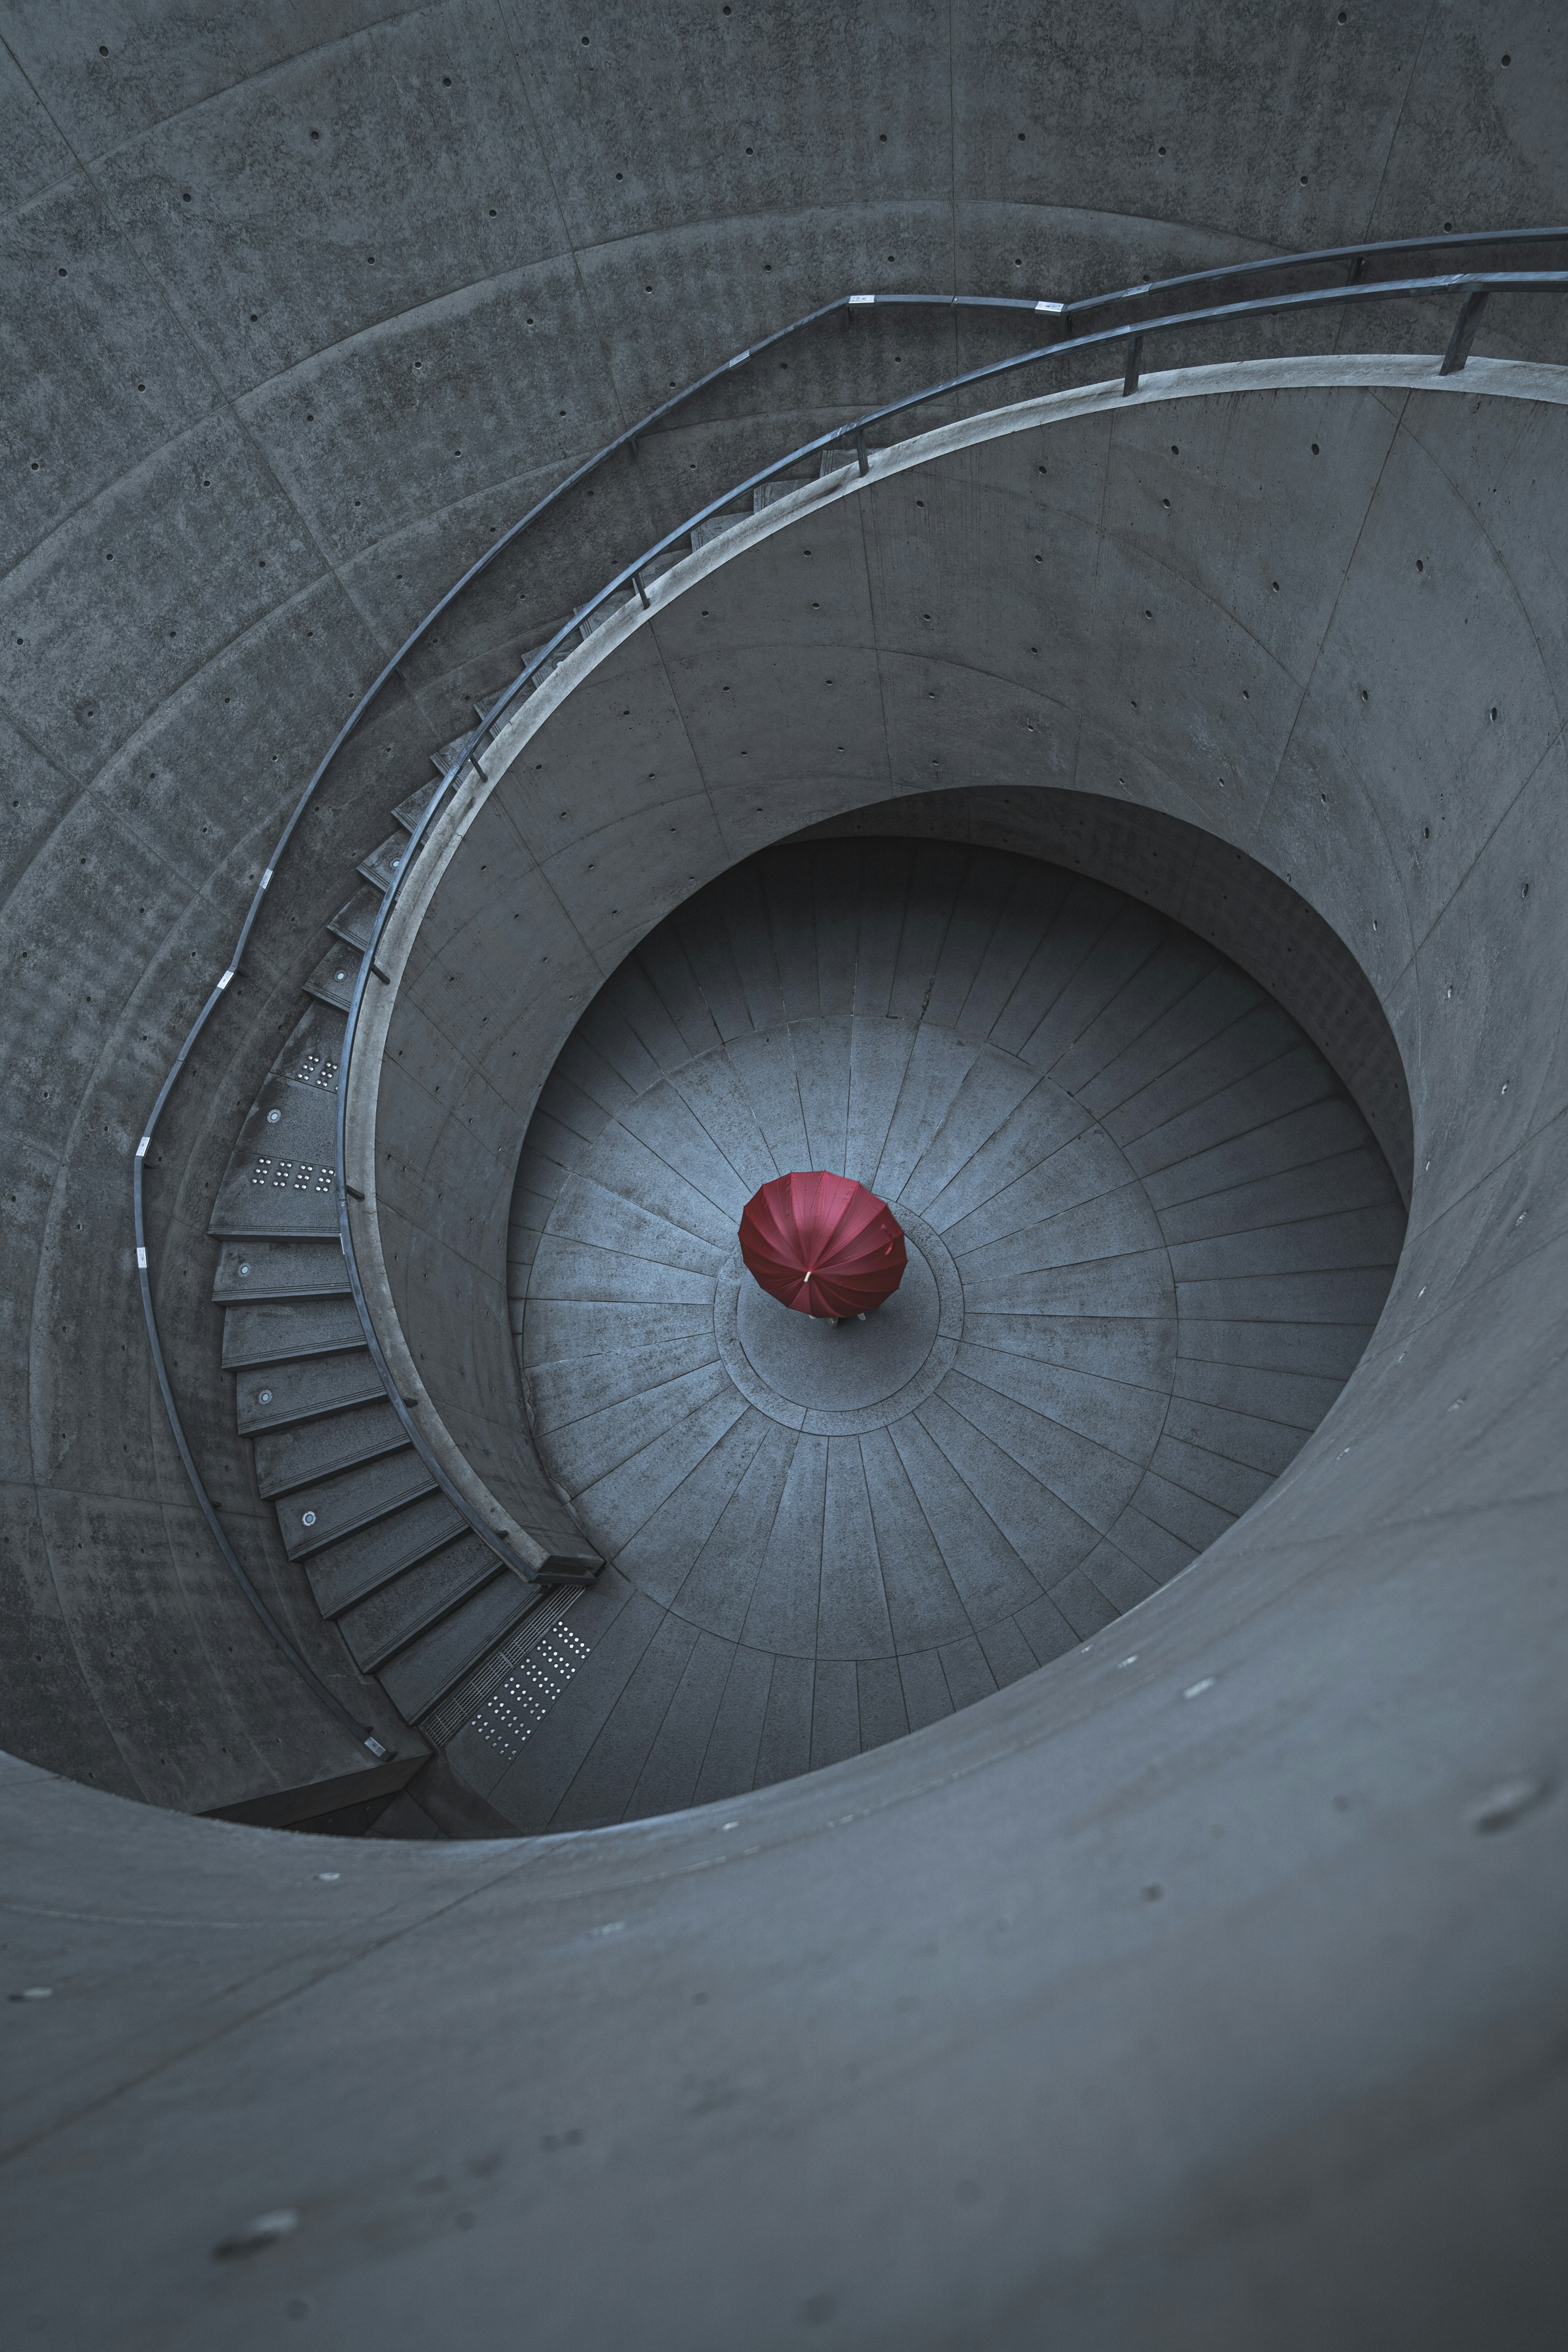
[{"left": 479, "top": 840, "right": 1404, "bottom": 1829}]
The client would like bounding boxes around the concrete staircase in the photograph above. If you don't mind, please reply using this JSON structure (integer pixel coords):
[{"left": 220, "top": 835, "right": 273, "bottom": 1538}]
[{"left": 209, "top": 781, "right": 576, "bottom": 1740}]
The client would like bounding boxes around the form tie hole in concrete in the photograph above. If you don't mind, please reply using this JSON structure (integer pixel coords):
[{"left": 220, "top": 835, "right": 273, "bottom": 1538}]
[
  {"left": 1465, "top": 1780, "right": 1548, "bottom": 1833},
  {"left": 213, "top": 2210, "right": 298, "bottom": 2261},
  {"left": 1312, "top": 442, "right": 1320, "bottom": 454}
]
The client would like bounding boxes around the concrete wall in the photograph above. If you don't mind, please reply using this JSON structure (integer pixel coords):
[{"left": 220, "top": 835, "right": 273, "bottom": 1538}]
[
  {"left": 368, "top": 359, "right": 1547, "bottom": 1571},
  {"left": 4, "top": 7, "right": 1568, "bottom": 2343},
  {"left": 4, "top": 0, "right": 1566, "bottom": 1805}
]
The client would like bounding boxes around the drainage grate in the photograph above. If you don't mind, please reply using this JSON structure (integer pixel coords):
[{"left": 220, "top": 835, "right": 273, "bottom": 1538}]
[
  {"left": 421, "top": 1586, "right": 586, "bottom": 1748},
  {"left": 464, "top": 1624, "right": 593, "bottom": 1761}
]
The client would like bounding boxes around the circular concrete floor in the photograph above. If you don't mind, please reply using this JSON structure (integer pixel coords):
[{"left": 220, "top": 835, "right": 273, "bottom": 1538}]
[{"left": 499, "top": 838, "right": 1406, "bottom": 1828}]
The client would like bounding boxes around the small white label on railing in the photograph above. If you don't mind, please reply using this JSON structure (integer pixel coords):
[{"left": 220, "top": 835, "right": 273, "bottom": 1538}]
[
  {"left": 728, "top": 348, "right": 751, "bottom": 368},
  {"left": 135, "top": 1136, "right": 149, "bottom": 1158},
  {"left": 849, "top": 294, "right": 875, "bottom": 306},
  {"left": 260, "top": 868, "right": 273, "bottom": 887},
  {"left": 136, "top": 1246, "right": 147, "bottom": 1269},
  {"left": 217, "top": 970, "right": 233, "bottom": 989},
  {"left": 1035, "top": 300, "right": 1066, "bottom": 314}
]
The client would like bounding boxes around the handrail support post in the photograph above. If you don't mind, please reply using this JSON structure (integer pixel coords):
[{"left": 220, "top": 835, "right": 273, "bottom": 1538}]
[
  {"left": 1122, "top": 333, "right": 1144, "bottom": 396},
  {"left": 1440, "top": 287, "right": 1490, "bottom": 374},
  {"left": 855, "top": 426, "right": 869, "bottom": 476}
]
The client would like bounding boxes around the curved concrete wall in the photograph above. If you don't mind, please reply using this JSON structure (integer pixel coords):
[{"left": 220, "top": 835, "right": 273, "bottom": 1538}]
[
  {"left": 4, "top": 0, "right": 1566, "bottom": 1805},
  {"left": 365, "top": 359, "right": 1554, "bottom": 1588}
]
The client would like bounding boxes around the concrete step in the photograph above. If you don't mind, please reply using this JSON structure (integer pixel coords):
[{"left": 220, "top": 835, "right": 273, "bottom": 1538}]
[
  {"left": 335, "top": 1533, "right": 503, "bottom": 1672},
  {"left": 234, "top": 1348, "right": 385, "bottom": 1437},
  {"left": 303, "top": 942, "right": 361, "bottom": 1011},
  {"left": 579, "top": 592, "right": 635, "bottom": 642},
  {"left": 209, "top": 1002, "right": 347, "bottom": 1241},
  {"left": 428, "top": 733, "right": 473, "bottom": 779},
  {"left": 690, "top": 513, "right": 749, "bottom": 550},
  {"left": 277, "top": 1447, "right": 439, "bottom": 1561},
  {"left": 377, "top": 1568, "right": 536, "bottom": 1722},
  {"left": 253, "top": 1398, "right": 408, "bottom": 1499},
  {"left": 328, "top": 884, "right": 381, "bottom": 951},
  {"left": 392, "top": 780, "right": 446, "bottom": 834},
  {"left": 358, "top": 832, "right": 411, "bottom": 893},
  {"left": 753, "top": 476, "right": 813, "bottom": 511},
  {"left": 304, "top": 1490, "right": 469, "bottom": 1617},
  {"left": 223, "top": 1294, "right": 365, "bottom": 1368},
  {"left": 212, "top": 1237, "right": 349, "bottom": 1304}
]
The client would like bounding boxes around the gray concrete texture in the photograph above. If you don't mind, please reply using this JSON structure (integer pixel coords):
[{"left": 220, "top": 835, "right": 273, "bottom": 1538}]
[
  {"left": 2, "top": 4, "right": 1568, "bottom": 2345},
  {"left": 2, "top": 0, "right": 1564, "bottom": 1806},
  {"left": 476, "top": 839, "right": 1403, "bottom": 1829}
]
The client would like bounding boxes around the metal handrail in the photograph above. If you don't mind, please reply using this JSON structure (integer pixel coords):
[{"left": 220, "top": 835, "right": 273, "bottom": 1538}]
[{"left": 136, "top": 232, "right": 1568, "bottom": 1742}]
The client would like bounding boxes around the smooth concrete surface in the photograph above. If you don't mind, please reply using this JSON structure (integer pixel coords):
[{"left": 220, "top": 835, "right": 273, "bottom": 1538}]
[
  {"left": 476, "top": 841, "right": 1401, "bottom": 1829},
  {"left": 362, "top": 356, "right": 1540, "bottom": 1597},
  {"left": 3, "top": 8, "right": 1568, "bottom": 2345},
  {"left": 4, "top": 0, "right": 1565, "bottom": 1810}
]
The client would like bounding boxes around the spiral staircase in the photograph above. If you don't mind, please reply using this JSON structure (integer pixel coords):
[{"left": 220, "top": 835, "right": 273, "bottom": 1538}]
[{"left": 7, "top": 7, "right": 1568, "bottom": 2343}]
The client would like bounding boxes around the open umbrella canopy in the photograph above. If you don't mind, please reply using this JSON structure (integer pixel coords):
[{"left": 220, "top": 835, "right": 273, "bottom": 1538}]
[{"left": 739, "top": 1171, "right": 907, "bottom": 1319}]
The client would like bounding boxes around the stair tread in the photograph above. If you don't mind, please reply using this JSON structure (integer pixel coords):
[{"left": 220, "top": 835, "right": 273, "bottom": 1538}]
[
  {"left": 209, "top": 1002, "right": 347, "bottom": 1241},
  {"left": 254, "top": 1399, "right": 408, "bottom": 1498},
  {"left": 336, "top": 1534, "right": 502, "bottom": 1671},
  {"left": 223, "top": 1295, "right": 366, "bottom": 1368},
  {"left": 329, "top": 884, "right": 382, "bottom": 950},
  {"left": 377, "top": 1570, "right": 536, "bottom": 1721},
  {"left": 305, "top": 1491, "right": 469, "bottom": 1615},
  {"left": 358, "top": 832, "right": 410, "bottom": 893},
  {"left": 213, "top": 1238, "right": 348, "bottom": 1304},
  {"left": 236, "top": 1349, "right": 385, "bottom": 1436},
  {"left": 753, "top": 478, "right": 813, "bottom": 510},
  {"left": 393, "top": 780, "right": 447, "bottom": 833},
  {"left": 278, "top": 1448, "right": 438, "bottom": 1559},
  {"left": 428, "top": 734, "right": 472, "bottom": 778},
  {"left": 579, "top": 592, "right": 634, "bottom": 641},
  {"left": 690, "top": 514, "right": 748, "bottom": 549},
  {"left": 303, "top": 942, "right": 361, "bottom": 1010}
]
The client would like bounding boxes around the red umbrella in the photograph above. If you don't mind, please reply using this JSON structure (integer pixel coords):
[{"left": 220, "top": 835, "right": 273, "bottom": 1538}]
[{"left": 739, "top": 1171, "right": 906, "bottom": 1320}]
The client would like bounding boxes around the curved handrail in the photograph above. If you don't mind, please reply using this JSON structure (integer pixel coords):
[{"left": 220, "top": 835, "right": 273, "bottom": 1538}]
[
  {"left": 339, "top": 261, "right": 1568, "bottom": 1601},
  {"left": 137, "top": 230, "right": 1568, "bottom": 1736}
]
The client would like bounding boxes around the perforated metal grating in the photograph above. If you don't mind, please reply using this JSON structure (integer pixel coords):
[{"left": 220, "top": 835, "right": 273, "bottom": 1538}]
[
  {"left": 421, "top": 1585, "right": 586, "bottom": 1748},
  {"left": 467, "top": 1626, "right": 592, "bottom": 1761}
]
